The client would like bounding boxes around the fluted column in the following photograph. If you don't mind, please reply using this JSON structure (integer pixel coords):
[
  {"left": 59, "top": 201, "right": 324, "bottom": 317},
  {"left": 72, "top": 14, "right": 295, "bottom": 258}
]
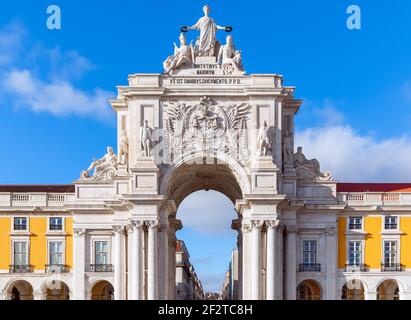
[
  {"left": 251, "top": 220, "right": 263, "bottom": 300},
  {"left": 73, "top": 228, "right": 85, "bottom": 300},
  {"left": 266, "top": 219, "right": 279, "bottom": 300},
  {"left": 113, "top": 225, "right": 125, "bottom": 300},
  {"left": 131, "top": 220, "right": 143, "bottom": 300},
  {"left": 147, "top": 220, "right": 159, "bottom": 300},
  {"left": 285, "top": 226, "right": 297, "bottom": 300}
]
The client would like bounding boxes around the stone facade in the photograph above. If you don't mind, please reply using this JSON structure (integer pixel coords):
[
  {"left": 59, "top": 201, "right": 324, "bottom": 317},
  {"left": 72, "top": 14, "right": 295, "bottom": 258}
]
[{"left": 0, "top": 6, "right": 411, "bottom": 301}]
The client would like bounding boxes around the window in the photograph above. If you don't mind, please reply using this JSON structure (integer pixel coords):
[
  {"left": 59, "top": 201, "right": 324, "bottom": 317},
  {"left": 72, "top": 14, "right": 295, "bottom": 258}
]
[
  {"left": 95, "top": 241, "right": 109, "bottom": 265},
  {"left": 49, "top": 217, "right": 63, "bottom": 231},
  {"left": 348, "top": 217, "right": 362, "bottom": 230},
  {"left": 303, "top": 241, "right": 316, "bottom": 265},
  {"left": 384, "top": 216, "right": 398, "bottom": 230},
  {"left": 13, "top": 217, "right": 27, "bottom": 231},
  {"left": 348, "top": 241, "right": 362, "bottom": 266},
  {"left": 384, "top": 241, "right": 397, "bottom": 266},
  {"left": 49, "top": 241, "right": 63, "bottom": 265},
  {"left": 13, "top": 241, "right": 28, "bottom": 266}
]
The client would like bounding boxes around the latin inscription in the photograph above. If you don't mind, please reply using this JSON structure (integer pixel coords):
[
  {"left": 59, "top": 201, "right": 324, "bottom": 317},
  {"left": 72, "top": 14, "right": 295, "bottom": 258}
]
[{"left": 168, "top": 78, "right": 243, "bottom": 85}]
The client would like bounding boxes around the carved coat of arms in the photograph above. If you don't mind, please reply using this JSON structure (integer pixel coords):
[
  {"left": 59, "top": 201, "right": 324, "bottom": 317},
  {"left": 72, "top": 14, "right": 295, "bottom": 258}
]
[{"left": 163, "top": 96, "right": 250, "bottom": 165}]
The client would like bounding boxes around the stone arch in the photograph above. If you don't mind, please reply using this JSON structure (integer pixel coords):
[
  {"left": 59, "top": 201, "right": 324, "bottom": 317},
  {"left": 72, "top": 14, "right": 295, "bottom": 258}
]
[
  {"left": 4, "top": 279, "right": 34, "bottom": 300},
  {"left": 296, "top": 279, "right": 322, "bottom": 300},
  {"left": 89, "top": 279, "right": 114, "bottom": 300},
  {"left": 160, "top": 152, "right": 250, "bottom": 207},
  {"left": 40, "top": 280, "right": 71, "bottom": 300},
  {"left": 376, "top": 278, "right": 403, "bottom": 300},
  {"left": 341, "top": 279, "right": 366, "bottom": 300}
]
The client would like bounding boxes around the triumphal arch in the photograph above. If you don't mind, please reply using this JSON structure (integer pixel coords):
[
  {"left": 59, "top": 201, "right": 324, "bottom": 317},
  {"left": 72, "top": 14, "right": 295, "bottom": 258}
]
[{"left": 72, "top": 5, "right": 335, "bottom": 300}]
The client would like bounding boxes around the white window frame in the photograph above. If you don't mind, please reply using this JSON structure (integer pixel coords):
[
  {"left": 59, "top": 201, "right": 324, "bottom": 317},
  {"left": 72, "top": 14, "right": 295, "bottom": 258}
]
[
  {"left": 12, "top": 216, "right": 29, "bottom": 232},
  {"left": 382, "top": 239, "right": 400, "bottom": 266},
  {"left": 47, "top": 216, "right": 65, "bottom": 233},
  {"left": 90, "top": 237, "right": 111, "bottom": 265},
  {"left": 11, "top": 239, "right": 30, "bottom": 266},
  {"left": 302, "top": 240, "right": 317, "bottom": 265},
  {"left": 47, "top": 238, "right": 66, "bottom": 266},
  {"left": 347, "top": 216, "right": 363, "bottom": 231},
  {"left": 382, "top": 215, "right": 399, "bottom": 231},
  {"left": 347, "top": 240, "right": 364, "bottom": 266}
]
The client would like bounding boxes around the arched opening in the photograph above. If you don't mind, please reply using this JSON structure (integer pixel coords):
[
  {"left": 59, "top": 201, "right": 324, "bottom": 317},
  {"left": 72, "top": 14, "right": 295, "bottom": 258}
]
[
  {"left": 90, "top": 280, "right": 114, "bottom": 300},
  {"left": 377, "top": 279, "right": 400, "bottom": 300},
  {"left": 176, "top": 190, "right": 238, "bottom": 299},
  {"left": 6, "top": 280, "right": 33, "bottom": 300},
  {"left": 164, "top": 157, "right": 246, "bottom": 300},
  {"left": 341, "top": 280, "right": 365, "bottom": 300},
  {"left": 297, "top": 280, "right": 322, "bottom": 300},
  {"left": 44, "top": 280, "right": 70, "bottom": 300}
]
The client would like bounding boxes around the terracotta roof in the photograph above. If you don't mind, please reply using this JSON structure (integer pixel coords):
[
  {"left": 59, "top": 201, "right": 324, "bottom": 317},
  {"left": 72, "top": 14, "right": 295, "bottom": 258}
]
[
  {"left": 337, "top": 183, "right": 411, "bottom": 193},
  {"left": 0, "top": 185, "right": 75, "bottom": 193}
]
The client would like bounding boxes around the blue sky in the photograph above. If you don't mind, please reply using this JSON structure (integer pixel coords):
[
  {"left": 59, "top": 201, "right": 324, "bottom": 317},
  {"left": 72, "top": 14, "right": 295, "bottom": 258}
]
[{"left": 1, "top": 0, "right": 411, "bottom": 292}]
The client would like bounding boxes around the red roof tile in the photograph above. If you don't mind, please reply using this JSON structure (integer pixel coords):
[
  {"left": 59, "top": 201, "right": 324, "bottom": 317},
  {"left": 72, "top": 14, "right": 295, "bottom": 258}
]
[
  {"left": 0, "top": 185, "right": 75, "bottom": 193},
  {"left": 337, "top": 183, "right": 411, "bottom": 193}
]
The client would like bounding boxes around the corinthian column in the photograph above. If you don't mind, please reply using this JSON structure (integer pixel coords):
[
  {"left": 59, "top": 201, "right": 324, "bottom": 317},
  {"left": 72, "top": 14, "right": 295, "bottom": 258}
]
[
  {"left": 266, "top": 219, "right": 279, "bottom": 300},
  {"left": 251, "top": 220, "right": 263, "bottom": 300},
  {"left": 131, "top": 220, "right": 143, "bottom": 300},
  {"left": 113, "top": 225, "right": 125, "bottom": 300},
  {"left": 147, "top": 220, "right": 159, "bottom": 300}
]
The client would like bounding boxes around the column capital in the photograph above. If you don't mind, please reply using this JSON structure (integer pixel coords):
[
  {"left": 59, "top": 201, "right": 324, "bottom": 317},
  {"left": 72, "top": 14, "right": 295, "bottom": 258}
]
[
  {"left": 113, "top": 225, "right": 125, "bottom": 234},
  {"left": 266, "top": 219, "right": 280, "bottom": 229},
  {"left": 73, "top": 228, "right": 85, "bottom": 236},
  {"left": 251, "top": 219, "right": 264, "bottom": 230},
  {"left": 325, "top": 227, "right": 337, "bottom": 236},
  {"left": 241, "top": 222, "right": 252, "bottom": 233},
  {"left": 146, "top": 220, "right": 159, "bottom": 230},
  {"left": 131, "top": 219, "right": 144, "bottom": 229}
]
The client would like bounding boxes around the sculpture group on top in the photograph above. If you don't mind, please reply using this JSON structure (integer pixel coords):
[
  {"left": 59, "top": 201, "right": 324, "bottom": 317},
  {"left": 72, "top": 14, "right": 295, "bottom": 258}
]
[{"left": 163, "top": 5, "right": 245, "bottom": 75}]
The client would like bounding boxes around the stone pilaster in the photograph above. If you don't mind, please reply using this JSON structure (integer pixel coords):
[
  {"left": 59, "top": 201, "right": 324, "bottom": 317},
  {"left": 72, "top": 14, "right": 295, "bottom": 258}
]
[{"left": 73, "top": 228, "right": 85, "bottom": 300}]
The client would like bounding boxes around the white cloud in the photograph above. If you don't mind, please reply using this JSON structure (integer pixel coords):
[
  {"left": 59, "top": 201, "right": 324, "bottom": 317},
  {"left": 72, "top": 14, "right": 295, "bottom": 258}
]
[
  {"left": 4, "top": 69, "right": 113, "bottom": 119},
  {"left": 295, "top": 125, "right": 411, "bottom": 182},
  {"left": 177, "top": 190, "right": 237, "bottom": 235},
  {"left": 0, "top": 22, "right": 113, "bottom": 120}
]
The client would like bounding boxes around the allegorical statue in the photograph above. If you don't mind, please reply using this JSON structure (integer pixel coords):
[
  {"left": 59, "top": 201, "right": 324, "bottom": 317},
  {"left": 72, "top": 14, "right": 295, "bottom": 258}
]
[
  {"left": 163, "top": 33, "right": 195, "bottom": 75},
  {"left": 283, "top": 130, "right": 294, "bottom": 165},
  {"left": 81, "top": 146, "right": 118, "bottom": 180},
  {"left": 294, "top": 146, "right": 331, "bottom": 180},
  {"left": 257, "top": 121, "right": 271, "bottom": 156},
  {"left": 218, "top": 35, "right": 245, "bottom": 74},
  {"left": 119, "top": 129, "right": 129, "bottom": 165},
  {"left": 140, "top": 120, "right": 152, "bottom": 156},
  {"left": 184, "top": 5, "right": 228, "bottom": 56}
]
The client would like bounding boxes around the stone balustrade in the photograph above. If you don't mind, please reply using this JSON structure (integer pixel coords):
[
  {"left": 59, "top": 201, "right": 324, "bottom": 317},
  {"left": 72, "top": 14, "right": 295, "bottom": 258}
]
[
  {"left": 339, "top": 192, "right": 411, "bottom": 206},
  {"left": 0, "top": 192, "right": 75, "bottom": 207}
]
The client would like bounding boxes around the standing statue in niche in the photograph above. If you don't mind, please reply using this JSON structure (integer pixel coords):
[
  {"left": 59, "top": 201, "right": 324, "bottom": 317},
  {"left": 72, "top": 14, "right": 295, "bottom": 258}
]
[
  {"left": 140, "top": 120, "right": 153, "bottom": 157},
  {"left": 80, "top": 146, "right": 118, "bottom": 181},
  {"left": 163, "top": 33, "right": 195, "bottom": 75},
  {"left": 119, "top": 129, "right": 129, "bottom": 165},
  {"left": 183, "top": 5, "right": 230, "bottom": 57},
  {"left": 218, "top": 35, "right": 245, "bottom": 74},
  {"left": 283, "top": 130, "right": 294, "bottom": 165},
  {"left": 257, "top": 121, "right": 271, "bottom": 156}
]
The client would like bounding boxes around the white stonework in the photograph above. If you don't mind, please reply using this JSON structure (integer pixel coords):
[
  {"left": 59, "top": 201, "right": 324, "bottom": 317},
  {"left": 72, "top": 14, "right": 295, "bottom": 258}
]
[{"left": 1, "top": 6, "right": 411, "bottom": 301}]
